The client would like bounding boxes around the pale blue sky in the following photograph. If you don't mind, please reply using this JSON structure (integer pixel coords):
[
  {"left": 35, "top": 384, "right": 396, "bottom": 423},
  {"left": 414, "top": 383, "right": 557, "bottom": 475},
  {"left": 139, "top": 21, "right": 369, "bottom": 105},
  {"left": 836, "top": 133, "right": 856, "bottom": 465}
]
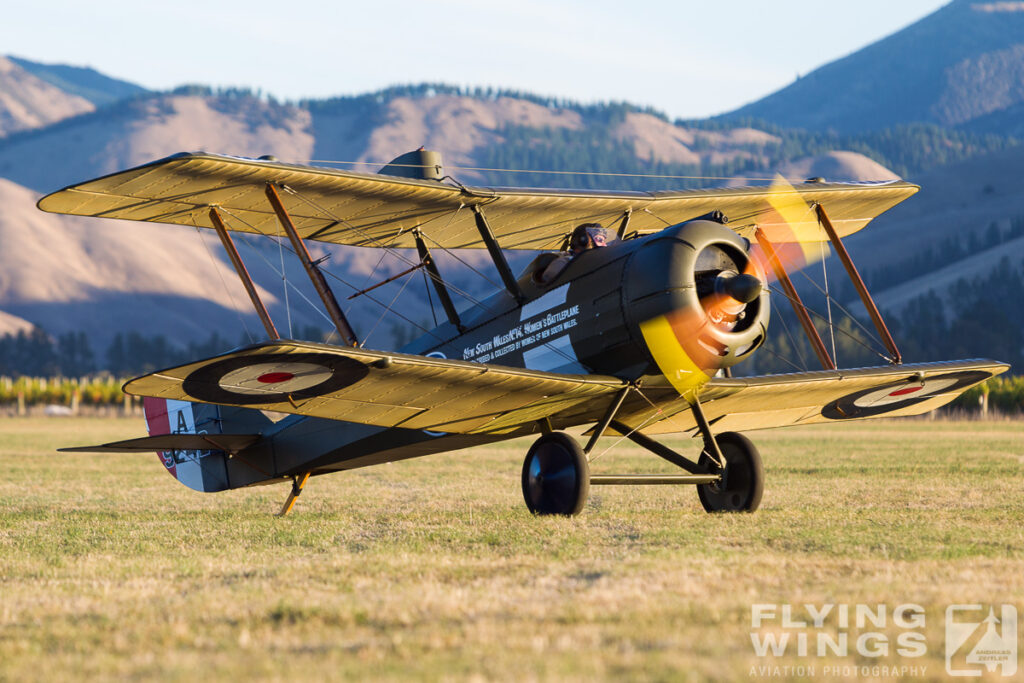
[{"left": 2, "top": 0, "right": 950, "bottom": 118}]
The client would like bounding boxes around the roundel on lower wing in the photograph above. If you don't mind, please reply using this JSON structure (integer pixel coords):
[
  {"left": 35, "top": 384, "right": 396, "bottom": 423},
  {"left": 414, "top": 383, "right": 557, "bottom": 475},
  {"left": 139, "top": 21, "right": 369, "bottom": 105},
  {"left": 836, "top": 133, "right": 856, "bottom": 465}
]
[
  {"left": 821, "top": 370, "right": 991, "bottom": 420},
  {"left": 182, "top": 353, "right": 369, "bottom": 405},
  {"left": 218, "top": 362, "right": 334, "bottom": 395}
]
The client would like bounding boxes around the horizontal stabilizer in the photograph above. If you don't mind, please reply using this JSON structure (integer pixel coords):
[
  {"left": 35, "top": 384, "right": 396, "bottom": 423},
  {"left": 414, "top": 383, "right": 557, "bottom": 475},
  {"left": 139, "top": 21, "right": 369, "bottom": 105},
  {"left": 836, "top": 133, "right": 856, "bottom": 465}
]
[{"left": 58, "top": 433, "right": 261, "bottom": 454}]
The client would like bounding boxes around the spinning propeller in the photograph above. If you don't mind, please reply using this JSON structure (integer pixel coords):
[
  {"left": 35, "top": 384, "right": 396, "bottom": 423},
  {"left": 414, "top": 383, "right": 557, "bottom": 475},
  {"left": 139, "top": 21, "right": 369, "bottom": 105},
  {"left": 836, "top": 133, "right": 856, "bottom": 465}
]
[{"left": 746, "top": 175, "right": 832, "bottom": 285}]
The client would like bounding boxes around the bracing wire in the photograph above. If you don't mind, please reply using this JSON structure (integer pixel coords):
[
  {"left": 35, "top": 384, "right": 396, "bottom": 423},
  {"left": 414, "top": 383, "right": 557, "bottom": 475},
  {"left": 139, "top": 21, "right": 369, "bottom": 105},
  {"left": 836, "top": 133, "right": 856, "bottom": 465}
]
[
  {"left": 642, "top": 207, "right": 674, "bottom": 226},
  {"left": 346, "top": 248, "right": 391, "bottom": 318},
  {"left": 590, "top": 384, "right": 703, "bottom": 463},
  {"left": 588, "top": 410, "right": 662, "bottom": 463},
  {"left": 277, "top": 220, "right": 293, "bottom": 338},
  {"left": 417, "top": 229, "right": 502, "bottom": 293},
  {"left": 304, "top": 158, "right": 810, "bottom": 185},
  {"left": 821, "top": 240, "right": 837, "bottom": 365},
  {"left": 361, "top": 268, "right": 418, "bottom": 347},
  {"left": 771, "top": 292, "right": 810, "bottom": 371},
  {"left": 231, "top": 231, "right": 339, "bottom": 332},
  {"left": 278, "top": 187, "right": 585, "bottom": 367},
  {"left": 752, "top": 341, "right": 808, "bottom": 374},
  {"left": 188, "top": 214, "right": 254, "bottom": 344},
  {"left": 792, "top": 267, "right": 893, "bottom": 360},
  {"left": 219, "top": 207, "right": 446, "bottom": 342},
  {"left": 319, "top": 267, "right": 444, "bottom": 342},
  {"left": 422, "top": 266, "right": 438, "bottom": 328},
  {"left": 767, "top": 282, "right": 891, "bottom": 364},
  {"left": 280, "top": 188, "right": 492, "bottom": 306}
]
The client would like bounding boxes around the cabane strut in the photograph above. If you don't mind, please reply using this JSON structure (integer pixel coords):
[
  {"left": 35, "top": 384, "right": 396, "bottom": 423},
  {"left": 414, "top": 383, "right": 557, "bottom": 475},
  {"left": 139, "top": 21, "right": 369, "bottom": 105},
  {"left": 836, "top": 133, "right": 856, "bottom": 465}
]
[
  {"left": 472, "top": 205, "right": 524, "bottom": 302},
  {"left": 414, "top": 229, "right": 464, "bottom": 332}
]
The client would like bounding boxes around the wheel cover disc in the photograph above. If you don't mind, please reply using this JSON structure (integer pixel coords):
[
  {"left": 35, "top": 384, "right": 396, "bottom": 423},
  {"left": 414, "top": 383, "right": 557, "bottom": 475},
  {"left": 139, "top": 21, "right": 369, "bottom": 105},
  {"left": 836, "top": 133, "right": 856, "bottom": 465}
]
[{"left": 525, "top": 442, "right": 579, "bottom": 513}]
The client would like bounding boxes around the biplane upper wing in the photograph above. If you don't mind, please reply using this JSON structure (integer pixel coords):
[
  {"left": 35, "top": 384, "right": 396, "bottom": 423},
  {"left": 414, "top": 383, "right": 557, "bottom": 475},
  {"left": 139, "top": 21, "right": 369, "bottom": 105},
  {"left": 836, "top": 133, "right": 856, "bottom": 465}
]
[
  {"left": 123, "top": 340, "right": 626, "bottom": 435},
  {"left": 38, "top": 152, "right": 918, "bottom": 251},
  {"left": 610, "top": 359, "right": 1009, "bottom": 436}
]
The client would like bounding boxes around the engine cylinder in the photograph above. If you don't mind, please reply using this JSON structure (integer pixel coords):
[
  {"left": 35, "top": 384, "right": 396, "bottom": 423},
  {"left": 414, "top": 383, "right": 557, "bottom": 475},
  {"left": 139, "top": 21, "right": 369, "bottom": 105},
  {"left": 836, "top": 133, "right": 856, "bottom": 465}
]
[{"left": 623, "top": 219, "right": 770, "bottom": 388}]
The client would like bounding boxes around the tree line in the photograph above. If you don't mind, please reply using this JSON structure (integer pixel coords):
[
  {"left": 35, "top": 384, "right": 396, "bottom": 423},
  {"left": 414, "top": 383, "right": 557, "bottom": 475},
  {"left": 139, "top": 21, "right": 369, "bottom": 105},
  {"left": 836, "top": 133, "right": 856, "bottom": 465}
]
[
  {"left": 0, "top": 326, "right": 326, "bottom": 378},
  {"left": 743, "top": 255, "right": 1024, "bottom": 377}
]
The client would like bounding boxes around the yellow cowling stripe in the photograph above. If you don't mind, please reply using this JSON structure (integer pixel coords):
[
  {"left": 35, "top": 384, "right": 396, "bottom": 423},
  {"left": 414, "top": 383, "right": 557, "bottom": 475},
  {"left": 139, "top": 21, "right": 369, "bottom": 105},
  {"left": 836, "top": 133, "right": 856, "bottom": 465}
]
[{"left": 639, "top": 315, "right": 711, "bottom": 397}]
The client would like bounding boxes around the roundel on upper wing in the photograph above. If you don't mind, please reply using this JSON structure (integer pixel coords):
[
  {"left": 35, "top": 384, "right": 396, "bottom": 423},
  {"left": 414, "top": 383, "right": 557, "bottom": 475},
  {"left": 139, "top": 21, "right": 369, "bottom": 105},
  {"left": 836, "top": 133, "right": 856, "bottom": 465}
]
[
  {"left": 821, "top": 370, "right": 991, "bottom": 420},
  {"left": 182, "top": 353, "right": 369, "bottom": 405}
]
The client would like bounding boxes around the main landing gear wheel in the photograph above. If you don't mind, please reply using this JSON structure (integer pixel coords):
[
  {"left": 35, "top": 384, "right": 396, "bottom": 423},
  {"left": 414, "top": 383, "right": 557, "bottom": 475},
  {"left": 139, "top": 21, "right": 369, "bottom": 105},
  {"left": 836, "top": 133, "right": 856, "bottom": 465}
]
[
  {"left": 697, "top": 431, "right": 763, "bottom": 513},
  {"left": 521, "top": 432, "right": 590, "bottom": 516}
]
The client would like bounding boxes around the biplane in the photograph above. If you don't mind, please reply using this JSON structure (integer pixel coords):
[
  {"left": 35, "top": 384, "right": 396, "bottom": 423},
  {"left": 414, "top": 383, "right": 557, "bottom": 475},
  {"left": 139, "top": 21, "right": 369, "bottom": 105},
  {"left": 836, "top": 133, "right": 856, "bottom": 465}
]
[{"left": 40, "top": 149, "right": 1008, "bottom": 516}]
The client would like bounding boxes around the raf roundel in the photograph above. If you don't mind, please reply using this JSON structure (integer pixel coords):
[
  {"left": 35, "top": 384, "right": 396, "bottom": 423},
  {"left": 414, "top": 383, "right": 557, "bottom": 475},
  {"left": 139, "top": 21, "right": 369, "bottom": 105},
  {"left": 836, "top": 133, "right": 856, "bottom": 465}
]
[
  {"left": 218, "top": 362, "right": 335, "bottom": 395},
  {"left": 182, "top": 352, "right": 369, "bottom": 405},
  {"left": 822, "top": 371, "right": 991, "bottom": 420}
]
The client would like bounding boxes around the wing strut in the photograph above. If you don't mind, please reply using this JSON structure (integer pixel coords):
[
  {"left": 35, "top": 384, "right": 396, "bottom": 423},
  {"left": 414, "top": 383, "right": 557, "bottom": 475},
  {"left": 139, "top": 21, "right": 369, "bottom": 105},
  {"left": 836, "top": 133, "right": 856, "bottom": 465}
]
[
  {"left": 615, "top": 209, "right": 632, "bottom": 240},
  {"left": 816, "top": 204, "right": 902, "bottom": 364},
  {"left": 755, "top": 227, "right": 836, "bottom": 371},
  {"left": 265, "top": 183, "right": 359, "bottom": 347},
  {"left": 583, "top": 386, "right": 631, "bottom": 455},
  {"left": 414, "top": 229, "right": 464, "bottom": 332},
  {"left": 472, "top": 205, "right": 525, "bottom": 302},
  {"left": 209, "top": 207, "right": 280, "bottom": 339}
]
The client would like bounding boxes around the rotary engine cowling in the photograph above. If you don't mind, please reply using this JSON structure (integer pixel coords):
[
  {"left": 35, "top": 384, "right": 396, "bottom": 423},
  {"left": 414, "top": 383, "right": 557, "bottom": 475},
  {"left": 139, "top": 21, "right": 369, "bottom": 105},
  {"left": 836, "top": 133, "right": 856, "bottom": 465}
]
[{"left": 623, "top": 219, "right": 770, "bottom": 387}]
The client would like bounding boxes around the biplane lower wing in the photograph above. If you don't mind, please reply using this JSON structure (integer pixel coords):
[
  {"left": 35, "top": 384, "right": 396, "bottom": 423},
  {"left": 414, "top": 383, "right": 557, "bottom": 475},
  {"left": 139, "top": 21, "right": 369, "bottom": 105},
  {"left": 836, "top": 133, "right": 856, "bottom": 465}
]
[
  {"left": 625, "top": 359, "right": 1009, "bottom": 436},
  {"left": 124, "top": 339, "right": 1007, "bottom": 439},
  {"left": 123, "top": 340, "right": 627, "bottom": 436}
]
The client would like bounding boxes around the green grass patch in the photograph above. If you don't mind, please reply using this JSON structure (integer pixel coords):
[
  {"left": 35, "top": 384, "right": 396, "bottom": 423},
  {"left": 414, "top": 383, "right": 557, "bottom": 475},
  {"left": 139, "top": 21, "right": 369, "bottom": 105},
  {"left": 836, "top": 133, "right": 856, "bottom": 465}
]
[{"left": 0, "top": 417, "right": 1022, "bottom": 680}]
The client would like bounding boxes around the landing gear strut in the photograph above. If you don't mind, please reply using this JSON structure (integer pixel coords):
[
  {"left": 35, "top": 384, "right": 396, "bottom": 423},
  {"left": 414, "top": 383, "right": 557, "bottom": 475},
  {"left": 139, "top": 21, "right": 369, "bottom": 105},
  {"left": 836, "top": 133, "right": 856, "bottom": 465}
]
[
  {"left": 519, "top": 397, "right": 764, "bottom": 516},
  {"left": 696, "top": 432, "right": 763, "bottom": 512}
]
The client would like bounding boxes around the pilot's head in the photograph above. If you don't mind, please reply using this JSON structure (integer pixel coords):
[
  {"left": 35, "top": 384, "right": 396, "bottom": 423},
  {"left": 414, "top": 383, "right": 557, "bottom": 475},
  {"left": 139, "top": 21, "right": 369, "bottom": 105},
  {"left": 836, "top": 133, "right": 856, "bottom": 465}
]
[{"left": 570, "top": 223, "right": 609, "bottom": 253}]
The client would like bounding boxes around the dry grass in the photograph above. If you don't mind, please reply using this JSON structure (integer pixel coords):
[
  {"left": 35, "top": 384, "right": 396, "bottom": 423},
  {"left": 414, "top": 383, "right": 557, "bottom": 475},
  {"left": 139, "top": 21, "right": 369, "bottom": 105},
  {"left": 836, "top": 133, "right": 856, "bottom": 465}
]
[{"left": 1, "top": 417, "right": 1022, "bottom": 681}]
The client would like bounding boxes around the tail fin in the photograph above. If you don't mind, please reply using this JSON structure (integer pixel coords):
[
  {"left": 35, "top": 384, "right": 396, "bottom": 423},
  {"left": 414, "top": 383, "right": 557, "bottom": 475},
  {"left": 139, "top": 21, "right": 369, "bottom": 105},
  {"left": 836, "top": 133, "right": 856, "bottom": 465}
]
[{"left": 142, "top": 398, "right": 271, "bottom": 492}]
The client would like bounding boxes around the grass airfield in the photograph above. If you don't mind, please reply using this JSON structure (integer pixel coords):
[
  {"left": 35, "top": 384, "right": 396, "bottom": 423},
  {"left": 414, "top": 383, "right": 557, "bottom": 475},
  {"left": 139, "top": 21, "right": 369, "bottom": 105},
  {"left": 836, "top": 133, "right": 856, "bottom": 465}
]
[{"left": 0, "top": 417, "right": 1022, "bottom": 681}]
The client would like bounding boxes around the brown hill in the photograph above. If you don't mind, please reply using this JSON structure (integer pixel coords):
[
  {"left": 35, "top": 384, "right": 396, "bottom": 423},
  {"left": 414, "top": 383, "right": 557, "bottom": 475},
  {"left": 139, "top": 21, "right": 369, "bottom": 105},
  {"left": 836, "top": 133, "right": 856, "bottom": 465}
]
[
  {"left": 609, "top": 113, "right": 780, "bottom": 167},
  {"left": 0, "top": 309, "right": 33, "bottom": 336},
  {"left": 0, "top": 94, "right": 314, "bottom": 193},
  {"left": 727, "top": 0, "right": 1024, "bottom": 136},
  {"left": 776, "top": 151, "right": 901, "bottom": 183},
  {"left": 365, "top": 94, "right": 583, "bottom": 166},
  {"left": 0, "top": 177, "right": 282, "bottom": 345},
  {"left": 868, "top": 234, "right": 1024, "bottom": 314},
  {"left": 842, "top": 144, "right": 1024, "bottom": 314},
  {"left": 0, "top": 88, "right": 900, "bottom": 349},
  {"left": 0, "top": 56, "right": 94, "bottom": 137},
  {"left": 310, "top": 97, "right": 787, "bottom": 182},
  {"left": 848, "top": 144, "right": 1024, "bottom": 272}
]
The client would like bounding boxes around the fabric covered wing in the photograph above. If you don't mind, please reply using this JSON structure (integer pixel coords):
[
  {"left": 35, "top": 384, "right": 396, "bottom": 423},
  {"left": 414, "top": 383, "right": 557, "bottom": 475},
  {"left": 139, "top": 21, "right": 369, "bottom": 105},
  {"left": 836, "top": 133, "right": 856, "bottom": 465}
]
[
  {"left": 38, "top": 152, "right": 918, "bottom": 251},
  {"left": 123, "top": 340, "right": 626, "bottom": 435},
  {"left": 614, "top": 360, "right": 1008, "bottom": 435}
]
